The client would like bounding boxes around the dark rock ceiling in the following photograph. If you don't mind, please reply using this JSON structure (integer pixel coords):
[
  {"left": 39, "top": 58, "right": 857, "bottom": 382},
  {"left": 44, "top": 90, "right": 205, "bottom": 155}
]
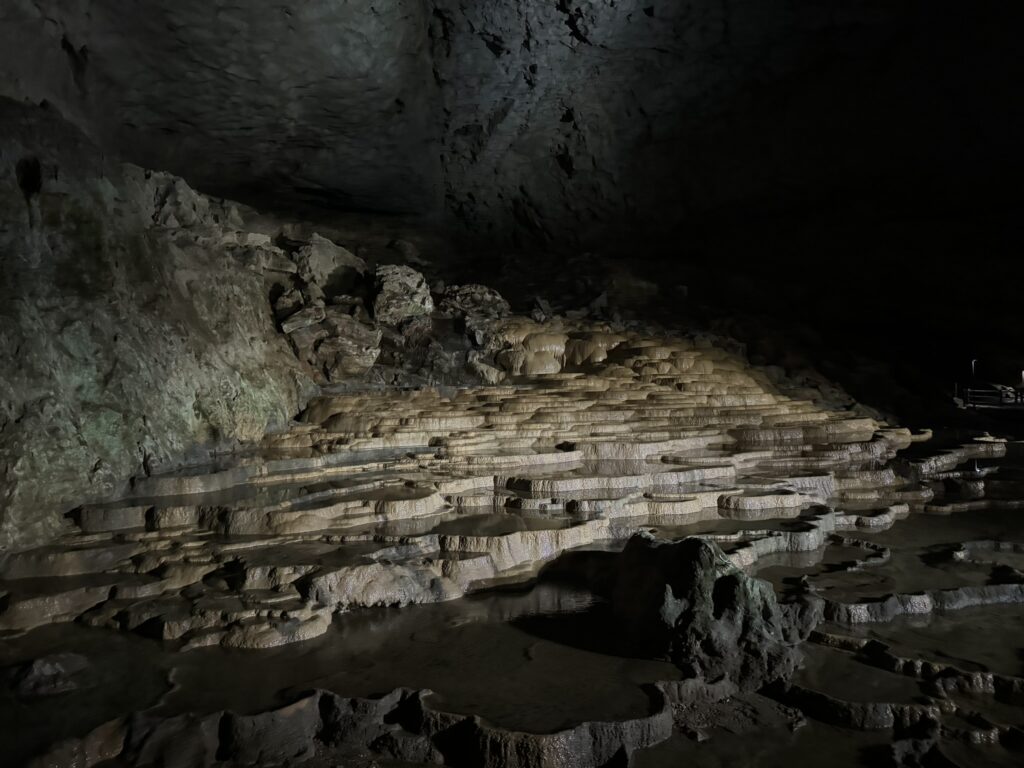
[{"left": 3, "top": 1, "right": 1019, "bottom": 250}]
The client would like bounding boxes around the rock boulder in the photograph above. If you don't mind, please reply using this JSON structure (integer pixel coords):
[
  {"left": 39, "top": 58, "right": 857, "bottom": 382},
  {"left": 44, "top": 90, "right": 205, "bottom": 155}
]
[
  {"left": 373, "top": 264, "right": 434, "bottom": 326},
  {"left": 608, "top": 534, "right": 815, "bottom": 692}
]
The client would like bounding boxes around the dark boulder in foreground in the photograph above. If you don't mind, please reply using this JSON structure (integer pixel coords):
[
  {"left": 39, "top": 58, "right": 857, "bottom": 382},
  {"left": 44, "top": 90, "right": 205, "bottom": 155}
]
[
  {"left": 6, "top": 652, "right": 90, "bottom": 698},
  {"left": 608, "top": 534, "right": 819, "bottom": 693},
  {"left": 24, "top": 685, "right": 674, "bottom": 768}
]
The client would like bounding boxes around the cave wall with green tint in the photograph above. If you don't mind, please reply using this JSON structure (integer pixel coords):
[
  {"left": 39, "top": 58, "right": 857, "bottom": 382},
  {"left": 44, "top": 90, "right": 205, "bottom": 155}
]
[{"left": 0, "top": 100, "right": 314, "bottom": 549}]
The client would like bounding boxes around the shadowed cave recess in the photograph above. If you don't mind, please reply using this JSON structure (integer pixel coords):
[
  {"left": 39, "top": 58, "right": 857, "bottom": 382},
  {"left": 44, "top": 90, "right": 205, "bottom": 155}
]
[{"left": 1, "top": 2, "right": 1023, "bottom": 767}]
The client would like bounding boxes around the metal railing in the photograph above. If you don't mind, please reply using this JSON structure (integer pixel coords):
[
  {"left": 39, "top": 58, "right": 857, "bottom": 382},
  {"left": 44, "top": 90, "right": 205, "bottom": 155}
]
[{"left": 960, "top": 387, "right": 1022, "bottom": 407}]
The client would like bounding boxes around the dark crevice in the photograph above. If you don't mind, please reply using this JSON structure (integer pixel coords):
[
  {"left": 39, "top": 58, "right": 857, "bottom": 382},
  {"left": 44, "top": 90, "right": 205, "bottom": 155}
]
[
  {"left": 598, "top": 745, "right": 630, "bottom": 768},
  {"left": 479, "top": 32, "right": 506, "bottom": 58},
  {"left": 317, "top": 693, "right": 339, "bottom": 744},
  {"left": 16, "top": 156, "right": 42, "bottom": 203},
  {"left": 556, "top": 0, "right": 593, "bottom": 46},
  {"left": 429, "top": 8, "right": 454, "bottom": 58},
  {"left": 555, "top": 145, "right": 575, "bottom": 178},
  {"left": 215, "top": 713, "right": 235, "bottom": 761},
  {"left": 60, "top": 34, "right": 89, "bottom": 92}
]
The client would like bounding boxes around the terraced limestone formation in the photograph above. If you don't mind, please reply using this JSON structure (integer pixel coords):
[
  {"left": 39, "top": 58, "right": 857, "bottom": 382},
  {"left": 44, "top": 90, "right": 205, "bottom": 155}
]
[
  {"left": 4, "top": 316, "right": 1024, "bottom": 766},
  {"left": 0, "top": 327, "right": 903, "bottom": 646}
]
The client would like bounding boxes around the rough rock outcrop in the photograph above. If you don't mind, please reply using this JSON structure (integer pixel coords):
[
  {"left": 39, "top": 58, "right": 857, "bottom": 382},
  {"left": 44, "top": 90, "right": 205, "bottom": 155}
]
[
  {"left": 0, "top": 99, "right": 314, "bottom": 550},
  {"left": 6, "top": 652, "right": 89, "bottom": 698},
  {"left": 266, "top": 230, "right": 385, "bottom": 383},
  {"left": 25, "top": 685, "right": 674, "bottom": 768},
  {"left": 292, "top": 233, "right": 366, "bottom": 301},
  {"left": 373, "top": 264, "right": 434, "bottom": 326},
  {"left": 608, "top": 534, "right": 815, "bottom": 692}
]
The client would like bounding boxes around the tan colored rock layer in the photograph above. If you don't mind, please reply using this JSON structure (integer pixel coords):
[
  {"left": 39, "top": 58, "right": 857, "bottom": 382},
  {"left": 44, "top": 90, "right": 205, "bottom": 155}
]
[{"left": 1, "top": 311, "right": 969, "bottom": 653}]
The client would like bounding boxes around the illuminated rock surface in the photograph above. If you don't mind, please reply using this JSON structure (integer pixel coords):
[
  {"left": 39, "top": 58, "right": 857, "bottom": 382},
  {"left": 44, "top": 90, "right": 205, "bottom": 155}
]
[
  {"left": 2, "top": 80, "right": 1023, "bottom": 768},
  {"left": 5, "top": 201, "right": 1024, "bottom": 763}
]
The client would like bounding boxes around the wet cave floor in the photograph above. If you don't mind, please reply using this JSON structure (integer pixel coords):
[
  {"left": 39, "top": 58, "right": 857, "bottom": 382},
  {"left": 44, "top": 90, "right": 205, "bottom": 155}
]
[
  {"left": 3, "top": 334, "right": 1024, "bottom": 767},
  {"left": 5, "top": 464, "right": 1024, "bottom": 766}
]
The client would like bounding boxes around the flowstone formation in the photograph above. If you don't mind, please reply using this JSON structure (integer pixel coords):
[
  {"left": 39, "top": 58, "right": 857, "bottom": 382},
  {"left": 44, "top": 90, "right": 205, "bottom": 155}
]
[{"left": 2, "top": 314, "right": 903, "bottom": 644}]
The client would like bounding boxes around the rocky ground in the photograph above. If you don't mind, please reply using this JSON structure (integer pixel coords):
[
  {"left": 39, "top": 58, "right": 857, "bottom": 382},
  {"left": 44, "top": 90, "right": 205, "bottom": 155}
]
[{"left": 2, "top": 100, "right": 1024, "bottom": 767}]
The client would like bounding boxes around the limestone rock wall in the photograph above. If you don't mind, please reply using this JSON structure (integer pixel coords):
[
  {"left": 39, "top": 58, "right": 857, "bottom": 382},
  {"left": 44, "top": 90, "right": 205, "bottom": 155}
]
[
  {"left": 0, "top": 0, "right": 442, "bottom": 213},
  {"left": 1, "top": 2, "right": 1012, "bottom": 247},
  {"left": 434, "top": 1, "right": 1014, "bottom": 246},
  {"left": 0, "top": 99, "right": 315, "bottom": 550}
]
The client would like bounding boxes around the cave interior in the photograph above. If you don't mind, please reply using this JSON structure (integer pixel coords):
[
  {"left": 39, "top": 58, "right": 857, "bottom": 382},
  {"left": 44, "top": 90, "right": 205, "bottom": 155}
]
[{"left": 1, "top": 2, "right": 1023, "bottom": 767}]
